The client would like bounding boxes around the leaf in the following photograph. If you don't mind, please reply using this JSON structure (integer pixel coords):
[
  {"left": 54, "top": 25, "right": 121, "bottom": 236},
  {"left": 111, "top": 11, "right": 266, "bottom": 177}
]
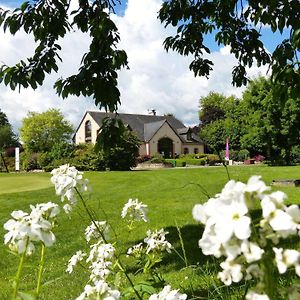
[{"left": 17, "top": 291, "right": 36, "bottom": 300}]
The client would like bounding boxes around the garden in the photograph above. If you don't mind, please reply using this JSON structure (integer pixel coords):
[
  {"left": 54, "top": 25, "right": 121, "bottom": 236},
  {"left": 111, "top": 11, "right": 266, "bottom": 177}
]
[{"left": 1, "top": 165, "right": 300, "bottom": 299}]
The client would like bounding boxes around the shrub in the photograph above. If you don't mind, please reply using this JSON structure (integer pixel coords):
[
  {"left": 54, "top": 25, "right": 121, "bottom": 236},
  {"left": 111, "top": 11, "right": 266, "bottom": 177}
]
[
  {"left": 21, "top": 152, "right": 42, "bottom": 171},
  {"left": 206, "top": 154, "right": 221, "bottom": 165},
  {"left": 150, "top": 153, "right": 165, "bottom": 164},
  {"left": 136, "top": 154, "right": 151, "bottom": 163}
]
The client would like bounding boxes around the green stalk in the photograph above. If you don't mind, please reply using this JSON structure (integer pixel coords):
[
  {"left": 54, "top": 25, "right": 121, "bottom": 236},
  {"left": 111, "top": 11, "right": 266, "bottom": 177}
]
[
  {"left": 36, "top": 243, "right": 45, "bottom": 299},
  {"left": 12, "top": 239, "right": 28, "bottom": 299},
  {"left": 75, "top": 188, "right": 142, "bottom": 300},
  {"left": 262, "top": 251, "right": 276, "bottom": 300}
]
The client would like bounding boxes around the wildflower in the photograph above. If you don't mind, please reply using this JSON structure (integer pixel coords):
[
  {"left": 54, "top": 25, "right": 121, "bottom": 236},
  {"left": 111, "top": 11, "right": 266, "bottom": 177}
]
[
  {"left": 245, "top": 175, "right": 270, "bottom": 196},
  {"left": 121, "top": 198, "right": 148, "bottom": 222},
  {"left": 4, "top": 202, "right": 59, "bottom": 255},
  {"left": 218, "top": 259, "right": 243, "bottom": 285},
  {"left": 245, "top": 291, "right": 270, "bottom": 300},
  {"left": 241, "top": 241, "right": 264, "bottom": 263},
  {"left": 127, "top": 242, "right": 144, "bottom": 258},
  {"left": 66, "top": 250, "right": 87, "bottom": 273},
  {"left": 85, "top": 221, "right": 109, "bottom": 242},
  {"left": 50, "top": 164, "right": 90, "bottom": 213},
  {"left": 273, "top": 247, "right": 300, "bottom": 274},
  {"left": 149, "top": 285, "right": 187, "bottom": 300},
  {"left": 144, "top": 228, "right": 172, "bottom": 254},
  {"left": 76, "top": 280, "right": 120, "bottom": 300}
]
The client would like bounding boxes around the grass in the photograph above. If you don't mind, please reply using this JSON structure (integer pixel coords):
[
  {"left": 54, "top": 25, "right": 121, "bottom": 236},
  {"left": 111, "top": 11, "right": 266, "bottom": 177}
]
[{"left": 0, "top": 165, "right": 300, "bottom": 299}]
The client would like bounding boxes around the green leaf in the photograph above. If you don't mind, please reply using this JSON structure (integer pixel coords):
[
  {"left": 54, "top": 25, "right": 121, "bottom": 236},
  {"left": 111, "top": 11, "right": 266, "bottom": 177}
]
[{"left": 17, "top": 291, "right": 36, "bottom": 300}]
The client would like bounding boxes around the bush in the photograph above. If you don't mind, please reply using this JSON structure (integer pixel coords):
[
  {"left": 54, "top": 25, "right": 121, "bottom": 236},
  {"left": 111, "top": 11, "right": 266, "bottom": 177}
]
[
  {"left": 150, "top": 153, "right": 165, "bottom": 164},
  {"left": 206, "top": 154, "right": 221, "bottom": 165},
  {"left": 136, "top": 154, "right": 151, "bottom": 163},
  {"left": 21, "top": 152, "right": 42, "bottom": 171}
]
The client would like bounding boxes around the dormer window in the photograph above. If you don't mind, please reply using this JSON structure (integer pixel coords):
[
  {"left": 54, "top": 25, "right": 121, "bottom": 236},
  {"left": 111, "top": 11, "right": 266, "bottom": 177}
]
[
  {"left": 85, "top": 120, "right": 92, "bottom": 142},
  {"left": 187, "top": 130, "right": 192, "bottom": 141}
]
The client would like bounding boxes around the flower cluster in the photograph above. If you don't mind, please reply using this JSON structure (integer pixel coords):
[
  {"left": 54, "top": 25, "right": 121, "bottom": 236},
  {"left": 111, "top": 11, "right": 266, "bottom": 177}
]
[
  {"left": 144, "top": 228, "right": 173, "bottom": 254},
  {"left": 50, "top": 164, "right": 90, "bottom": 213},
  {"left": 149, "top": 285, "right": 187, "bottom": 300},
  {"left": 121, "top": 198, "right": 148, "bottom": 223},
  {"left": 193, "top": 176, "right": 300, "bottom": 298},
  {"left": 67, "top": 221, "right": 120, "bottom": 299},
  {"left": 84, "top": 221, "right": 109, "bottom": 242},
  {"left": 4, "top": 202, "right": 60, "bottom": 255}
]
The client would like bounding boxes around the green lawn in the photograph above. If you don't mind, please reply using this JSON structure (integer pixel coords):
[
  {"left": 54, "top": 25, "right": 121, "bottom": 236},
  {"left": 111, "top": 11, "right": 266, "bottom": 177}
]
[
  {"left": 0, "top": 172, "right": 51, "bottom": 194},
  {"left": 0, "top": 165, "right": 300, "bottom": 299}
]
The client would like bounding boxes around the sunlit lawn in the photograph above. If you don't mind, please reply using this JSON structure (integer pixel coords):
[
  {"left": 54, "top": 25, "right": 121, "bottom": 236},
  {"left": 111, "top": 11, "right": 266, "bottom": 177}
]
[{"left": 0, "top": 165, "right": 300, "bottom": 299}]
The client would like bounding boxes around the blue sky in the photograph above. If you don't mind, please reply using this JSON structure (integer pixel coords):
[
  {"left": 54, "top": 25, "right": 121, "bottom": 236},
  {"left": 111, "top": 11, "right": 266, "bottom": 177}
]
[{"left": 0, "top": 0, "right": 281, "bottom": 132}]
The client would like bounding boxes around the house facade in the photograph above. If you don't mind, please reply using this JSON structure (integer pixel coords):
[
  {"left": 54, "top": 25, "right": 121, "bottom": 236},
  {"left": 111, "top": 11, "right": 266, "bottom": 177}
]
[{"left": 74, "top": 111, "right": 204, "bottom": 158}]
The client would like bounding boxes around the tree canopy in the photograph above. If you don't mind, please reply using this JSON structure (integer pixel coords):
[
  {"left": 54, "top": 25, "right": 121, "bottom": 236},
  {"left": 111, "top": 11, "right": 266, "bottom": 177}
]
[
  {"left": 0, "top": 0, "right": 298, "bottom": 112},
  {"left": 159, "top": 0, "right": 300, "bottom": 97},
  {"left": 0, "top": 109, "right": 19, "bottom": 150},
  {"left": 19, "top": 108, "right": 73, "bottom": 153},
  {"left": 199, "top": 77, "right": 300, "bottom": 164}
]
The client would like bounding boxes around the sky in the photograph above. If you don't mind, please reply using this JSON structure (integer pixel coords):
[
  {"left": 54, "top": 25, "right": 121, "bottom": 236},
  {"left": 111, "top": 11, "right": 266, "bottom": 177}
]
[{"left": 0, "top": 0, "right": 285, "bottom": 133}]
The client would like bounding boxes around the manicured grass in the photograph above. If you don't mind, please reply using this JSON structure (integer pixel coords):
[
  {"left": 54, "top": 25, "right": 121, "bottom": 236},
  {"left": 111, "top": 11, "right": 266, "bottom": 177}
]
[
  {"left": 0, "top": 172, "right": 51, "bottom": 194},
  {"left": 0, "top": 165, "right": 300, "bottom": 299}
]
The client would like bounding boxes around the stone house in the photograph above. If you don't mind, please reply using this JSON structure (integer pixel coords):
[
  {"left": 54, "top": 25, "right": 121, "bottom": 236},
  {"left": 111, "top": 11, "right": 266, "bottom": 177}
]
[{"left": 74, "top": 111, "right": 204, "bottom": 158}]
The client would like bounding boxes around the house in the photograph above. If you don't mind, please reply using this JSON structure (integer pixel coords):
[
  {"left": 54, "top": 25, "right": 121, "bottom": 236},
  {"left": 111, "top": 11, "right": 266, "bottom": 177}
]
[{"left": 74, "top": 111, "right": 204, "bottom": 158}]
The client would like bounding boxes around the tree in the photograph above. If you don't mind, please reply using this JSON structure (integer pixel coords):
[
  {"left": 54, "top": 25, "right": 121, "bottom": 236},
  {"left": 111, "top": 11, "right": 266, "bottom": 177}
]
[
  {"left": 96, "top": 116, "right": 141, "bottom": 170},
  {"left": 20, "top": 108, "right": 73, "bottom": 153},
  {"left": 0, "top": 0, "right": 299, "bottom": 112},
  {"left": 240, "top": 77, "right": 300, "bottom": 164},
  {"left": 0, "top": 109, "right": 19, "bottom": 150},
  {"left": 159, "top": 0, "right": 300, "bottom": 97},
  {"left": 199, "top": 92, "right": 243, "bottom": 153}
]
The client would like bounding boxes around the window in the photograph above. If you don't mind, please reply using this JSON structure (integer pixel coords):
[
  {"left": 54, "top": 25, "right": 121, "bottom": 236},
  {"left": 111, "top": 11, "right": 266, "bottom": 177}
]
[
  {"left": 85, "top": 120, "right": 92, "bottom": 142},
  {"left": 184, "top": 147, "right": 189, "bottom": 154},
  {"left": 194, "top": 148, "right": 199, "bottom": 154}
]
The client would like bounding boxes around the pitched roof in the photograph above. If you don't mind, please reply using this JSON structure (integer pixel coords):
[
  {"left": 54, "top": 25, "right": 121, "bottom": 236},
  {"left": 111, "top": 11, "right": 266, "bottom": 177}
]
[{"left": 86, "top": 111, "right": 203, "bottom": 144}]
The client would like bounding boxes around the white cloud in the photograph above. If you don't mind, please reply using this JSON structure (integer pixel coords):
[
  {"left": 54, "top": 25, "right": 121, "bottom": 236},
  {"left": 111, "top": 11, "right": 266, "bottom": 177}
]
[{"left": 0, "top": 0, "right": 267, "bottom": 134}]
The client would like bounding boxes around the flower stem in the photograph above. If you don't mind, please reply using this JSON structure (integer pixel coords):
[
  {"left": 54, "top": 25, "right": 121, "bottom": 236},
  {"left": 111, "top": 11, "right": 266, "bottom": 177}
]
[
  {"left": 12, "top": 240, "right": 28, "bottom": 299},
  {"left": 36, "top": 243, "right": 45, "bottom": 299},
  {"left": 262, "top": 251, "right": 276, "bottom": 300},
  {"left": 74, "top": 187, "right": 142, "bottom": 300}
]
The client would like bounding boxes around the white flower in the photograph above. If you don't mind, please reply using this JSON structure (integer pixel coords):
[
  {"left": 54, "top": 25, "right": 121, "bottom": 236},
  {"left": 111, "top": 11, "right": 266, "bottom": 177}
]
[
  {"left": 198, "top": 222, "right": 222, "bottom": 258},
  {"left": 246, "top": 291, "right": 270, "bottom": 300},
  {"left": 241, "top": 241, "right": 264, "bottom": 263},
  {"left": 87, "top": 242, "right": 115, "bottom": 263},
  {"left": 149, "top": 285, "right": 187, "bottom": 300},
  {"left": 245, "top": 176, "right": 270, "bottom": 196},
  {"left": 218, "top": 259, "right": 243, "bottom": 285},
  {"left": 66, "top": 250, "right": 87, "bottom": 273},
  {"left": 214, "top": 200, "right": 251, "bottom": 243},
  {"left": 85, "top": 221, "right": 109, "bottom": 242},
  {"left": 76, "top": 280, "right": 120, "bottom": 300},
  {"left": 144, "top": 228, "right": 172, "bottom": 254},
  {"left": 192, "top": 204, "right": 207, "bottom": 223},
  {"left": 4, "top": 202, "right": 59, "bottom": 254},
  {"left": 127, "top": 242, "right": 144, "bottom": 257},
  {"left": 50, "top": 164, "right": 90, "bottom": 213},
  {"left": 121, "top": 198, "right": 148, "bottom": 222},
  {"left": 273, "top": 247, "right": 300, "bottom": 274}
]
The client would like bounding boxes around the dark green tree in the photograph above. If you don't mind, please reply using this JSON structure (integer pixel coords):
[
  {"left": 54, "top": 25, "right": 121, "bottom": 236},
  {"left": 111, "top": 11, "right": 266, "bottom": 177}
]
[
  {"left": 0, "top": 0, "right": 128, "bottom": 112},
  {"left": 0, "top": 109, "right": 19, "bottom": 150},
  {"left": 159, "top": 0, "right": 300, "bottom": 97},
  {"left": 96, "top": 116, "right": 141, "bottom": 170},
  {"left": 199, "top": 93, "right": 243, "bottom": 153},
  {"left": 240, "top": 77, "right": 300, "bottom": 164}
]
